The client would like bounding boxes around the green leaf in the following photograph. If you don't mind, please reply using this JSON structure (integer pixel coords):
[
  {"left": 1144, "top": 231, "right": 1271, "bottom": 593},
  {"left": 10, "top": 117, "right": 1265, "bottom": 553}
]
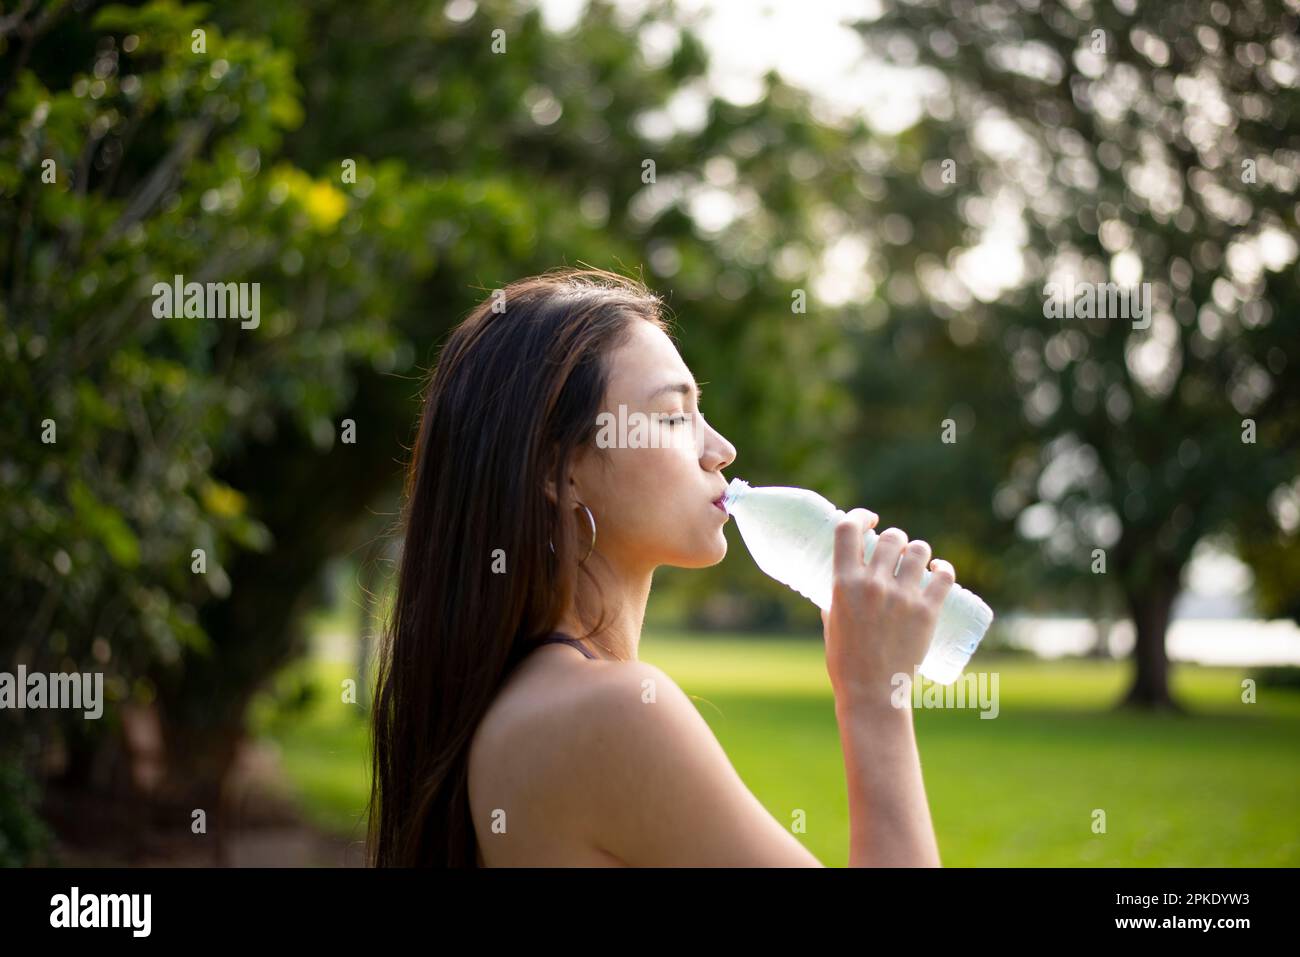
[{"left": 68, "top": 479, "right": 141, "bottom": 569}]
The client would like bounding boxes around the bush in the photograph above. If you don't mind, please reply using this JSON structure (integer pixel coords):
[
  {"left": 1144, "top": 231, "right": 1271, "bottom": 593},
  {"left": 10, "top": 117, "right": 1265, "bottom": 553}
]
[{"left": 0, "top": 756, "right": 55, "bottom": 867}]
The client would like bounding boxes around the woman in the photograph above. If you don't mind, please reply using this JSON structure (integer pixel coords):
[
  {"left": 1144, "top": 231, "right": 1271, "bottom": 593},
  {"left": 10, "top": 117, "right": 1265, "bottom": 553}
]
[{"left": 368, "top": 267, "right": 956, "bottom": 866}]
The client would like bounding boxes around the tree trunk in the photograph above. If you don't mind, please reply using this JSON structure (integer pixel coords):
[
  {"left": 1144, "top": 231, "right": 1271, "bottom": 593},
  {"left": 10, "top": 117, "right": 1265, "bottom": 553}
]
[
  {"left": 1120, "top": 570, "right": 1184, "bottom": 712},
  {"left": 1089, "top": 615, "right": 1111, "bottom": 659}
]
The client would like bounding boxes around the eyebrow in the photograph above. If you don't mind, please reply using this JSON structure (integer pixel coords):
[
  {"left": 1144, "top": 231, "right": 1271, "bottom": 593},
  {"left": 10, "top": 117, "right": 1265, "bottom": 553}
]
[{"left": 646, "top": 381, "right": 702, "bottom": 403}]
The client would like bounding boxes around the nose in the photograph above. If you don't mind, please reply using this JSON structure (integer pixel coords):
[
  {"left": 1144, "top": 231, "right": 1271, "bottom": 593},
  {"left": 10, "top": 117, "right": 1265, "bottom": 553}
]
[{"left": 701, "top": 418, "right": 736, "bottom": 471}]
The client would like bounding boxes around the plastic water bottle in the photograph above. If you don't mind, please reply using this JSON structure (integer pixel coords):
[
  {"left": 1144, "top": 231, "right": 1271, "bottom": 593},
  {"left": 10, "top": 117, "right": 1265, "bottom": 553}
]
[{"left": 721, "top": 478, "right": 993, "bottom": 684}]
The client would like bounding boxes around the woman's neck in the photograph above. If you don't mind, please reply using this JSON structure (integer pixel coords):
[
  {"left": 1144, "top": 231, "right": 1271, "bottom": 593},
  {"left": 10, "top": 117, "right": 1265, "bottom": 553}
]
[{"left": 556, "top": 557, "right": 654, "bottom": 662}]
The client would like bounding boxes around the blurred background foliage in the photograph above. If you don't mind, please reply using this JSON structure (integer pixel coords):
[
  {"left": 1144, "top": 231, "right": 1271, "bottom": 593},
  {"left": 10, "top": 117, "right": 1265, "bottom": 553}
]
[{"left": 1, "top": 0, "right": 1297, "bottom": 863}]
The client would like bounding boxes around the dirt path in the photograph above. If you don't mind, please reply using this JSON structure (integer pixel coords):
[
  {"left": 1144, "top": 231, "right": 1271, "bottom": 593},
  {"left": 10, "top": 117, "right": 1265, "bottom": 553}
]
[{"left": 39, "top": 736, "right": 366, "bottom": 868}]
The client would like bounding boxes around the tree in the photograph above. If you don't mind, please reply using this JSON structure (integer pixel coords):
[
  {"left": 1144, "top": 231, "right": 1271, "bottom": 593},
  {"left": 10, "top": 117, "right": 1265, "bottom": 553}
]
[
  {"left": 2, "top": 0, "right": 878, "bottom": 848},
  {"left": 842, "top": 0, "right": 1300, "bottom": 708}
]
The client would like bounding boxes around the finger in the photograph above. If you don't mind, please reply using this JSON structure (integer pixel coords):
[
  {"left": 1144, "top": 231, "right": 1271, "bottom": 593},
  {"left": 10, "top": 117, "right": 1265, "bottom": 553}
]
[
  {"left": 832, "top": 509, "right": 874, "bottom": 581},
  {"left": 897, "top": 539, "right": 932, "bottom": 589},
  {"left": 924, "top": 558, "right": 956, "bottom": 606},
  {"left": 869, "top": 526, "right": 909, "bottom": 578}
]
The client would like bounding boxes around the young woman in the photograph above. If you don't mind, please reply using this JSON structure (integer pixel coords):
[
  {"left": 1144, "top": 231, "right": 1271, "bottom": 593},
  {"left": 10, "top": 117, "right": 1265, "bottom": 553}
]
[{"left": 367, "top": 267, "right": 956, "bottom": 867}]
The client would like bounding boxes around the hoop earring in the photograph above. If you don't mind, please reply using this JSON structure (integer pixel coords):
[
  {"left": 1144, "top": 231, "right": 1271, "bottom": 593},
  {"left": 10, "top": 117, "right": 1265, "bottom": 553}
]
[{"left": 548, "top": 501, "right": 597, "bottom": 566}]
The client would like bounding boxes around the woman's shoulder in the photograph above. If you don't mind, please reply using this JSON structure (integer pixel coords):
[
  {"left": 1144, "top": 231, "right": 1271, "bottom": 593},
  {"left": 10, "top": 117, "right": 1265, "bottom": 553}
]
[
  {"left": 470, "top": 652, "right": 672, "bottom": 779},
  {"left": 467, "top": 653, "right": 683, "bottom": 863},
  {"left": 478, "top": 653, "right": 711, "bottom": 806},
  {"left": 472, "top": 653, "right": 824, "bottom": 866},
  {"left": 469, "top": 652, "right": 705, "bottom": 811}
]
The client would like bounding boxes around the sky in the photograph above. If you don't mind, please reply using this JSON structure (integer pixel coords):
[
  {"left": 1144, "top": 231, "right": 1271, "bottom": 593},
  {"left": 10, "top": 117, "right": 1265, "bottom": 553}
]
[{"left": 538, "top": 0, "right": 928, "bottom": 131}]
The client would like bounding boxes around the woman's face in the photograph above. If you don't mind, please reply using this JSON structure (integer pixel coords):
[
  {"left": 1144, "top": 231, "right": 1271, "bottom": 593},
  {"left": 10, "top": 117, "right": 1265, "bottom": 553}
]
[{"left": 568, "top": 320, "right": 737, "bottom": 572}]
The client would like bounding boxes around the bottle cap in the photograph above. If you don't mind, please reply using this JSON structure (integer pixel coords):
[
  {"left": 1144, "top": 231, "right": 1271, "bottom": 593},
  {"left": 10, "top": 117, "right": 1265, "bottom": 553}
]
[{"left": 721, "top": 477, "right": 750, "bottom": 514}]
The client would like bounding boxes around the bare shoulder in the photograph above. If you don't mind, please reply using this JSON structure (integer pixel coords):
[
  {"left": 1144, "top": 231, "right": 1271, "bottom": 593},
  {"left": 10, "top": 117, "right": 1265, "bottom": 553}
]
[
  {"left": 470, "top": 658, "right": 673, "bottom": 798},
  {"left": 470, "top": 654, "right": 821, "bottom": 866},
  {"left": 566, "top": 660, "right": 824, "bottom": 867},
  {"left": 466, "top": 651, "right": 639, "bottom": 863},
  {"left": 567, "top": 658, "right": 708, "bottom": 760}
]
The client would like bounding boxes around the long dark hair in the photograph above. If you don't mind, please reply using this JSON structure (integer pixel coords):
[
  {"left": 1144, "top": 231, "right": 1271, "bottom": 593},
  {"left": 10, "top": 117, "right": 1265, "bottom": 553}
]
[{"left": 368, "top": 267, "right": 669, "bottom": 866}]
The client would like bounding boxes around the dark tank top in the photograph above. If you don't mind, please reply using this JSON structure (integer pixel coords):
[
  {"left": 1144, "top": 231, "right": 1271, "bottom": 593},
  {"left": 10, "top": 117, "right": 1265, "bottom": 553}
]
[{"left": 532, "top": 632, "right": 598, "bottom": 660}]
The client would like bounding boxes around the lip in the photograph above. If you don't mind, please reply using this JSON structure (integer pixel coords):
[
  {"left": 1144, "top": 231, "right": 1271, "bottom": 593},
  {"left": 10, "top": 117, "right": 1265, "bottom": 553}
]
[{"left": 712, "top": 495, "right": 727, "bottom": 515}]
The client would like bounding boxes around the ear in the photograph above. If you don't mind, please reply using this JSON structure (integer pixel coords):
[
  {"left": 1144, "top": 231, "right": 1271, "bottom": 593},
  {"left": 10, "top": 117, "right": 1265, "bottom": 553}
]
[
  {"left": 542, "top": 468, "right": 574, "bottom": 508},
  {"left": 544, "top": 452, "right": 587, "bottom": 507}
]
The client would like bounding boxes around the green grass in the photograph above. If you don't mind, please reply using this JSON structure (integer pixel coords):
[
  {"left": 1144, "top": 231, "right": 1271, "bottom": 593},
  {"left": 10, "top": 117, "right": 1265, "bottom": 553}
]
[
  {"left": 252, "top": 632, "right": 1300, "bottom": 866},
  {"left": 247, "top": 659, "right": 373, "bottom": 843}
]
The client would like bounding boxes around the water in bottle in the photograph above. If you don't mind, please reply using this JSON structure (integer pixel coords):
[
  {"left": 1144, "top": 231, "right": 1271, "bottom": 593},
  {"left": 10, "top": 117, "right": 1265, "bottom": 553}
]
[{"left": 721, "top": 478, "right": 993, "bottom": 684}]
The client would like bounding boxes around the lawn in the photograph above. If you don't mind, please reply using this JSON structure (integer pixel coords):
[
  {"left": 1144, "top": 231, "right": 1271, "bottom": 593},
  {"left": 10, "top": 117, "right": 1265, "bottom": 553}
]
[{"left": 250, "top": 632, "right": 1300, "bottom": 866}]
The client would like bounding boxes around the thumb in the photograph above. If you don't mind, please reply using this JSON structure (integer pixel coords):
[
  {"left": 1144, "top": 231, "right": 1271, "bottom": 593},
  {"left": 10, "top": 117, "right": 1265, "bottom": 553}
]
[{"left": 820, "top": 607, "right": 829, "bottom": 629}]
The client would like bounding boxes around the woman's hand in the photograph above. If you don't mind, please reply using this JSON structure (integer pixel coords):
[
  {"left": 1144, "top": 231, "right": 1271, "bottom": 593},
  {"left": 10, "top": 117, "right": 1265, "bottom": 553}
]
[{"left": 820, "top": 509, "right": 956, "bottom": 713}]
